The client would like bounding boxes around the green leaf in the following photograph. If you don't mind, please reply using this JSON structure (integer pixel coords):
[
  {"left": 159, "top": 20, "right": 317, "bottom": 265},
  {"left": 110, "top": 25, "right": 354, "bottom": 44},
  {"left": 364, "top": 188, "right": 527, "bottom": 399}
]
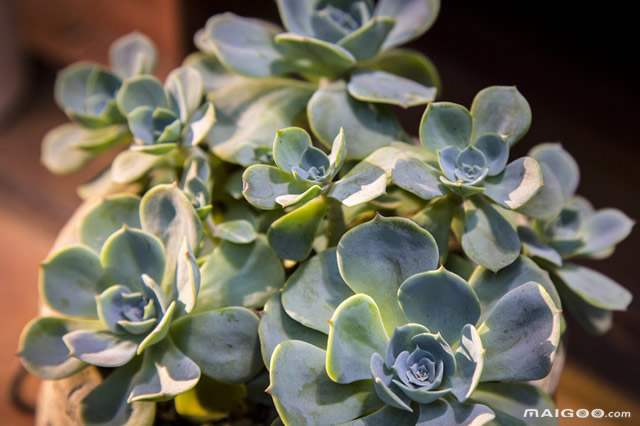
[
  {"left": 416, "top": 397, "right": 495, "bottom": 426},
  {"left": 275, "top": 0, "right": 314, "bottom": 36},
  {"left": 174, "top": 375, "right": 247, "bottom": 422},
  {"left": 516, "top": 162, "right": 564, "bottom": 220},
  {"left": 342, "top": 405, "right": 419, "bottom": 425},
  {"left": 391, "top": 157, "right": 444, "bottom": 200},
  {"left": 483, "top": 157, "right": 543, "bottom": 210},
  {"left": 259, "top": 292, "right": 327, "bottom": 368},
  {"left": 165, "top": 66, "right": 203, "bottom": 122},
  {"left": 197, "top": 236, "right": 285, "bottom": 310},
  {"left": 268, "top": 196, "right": 329, "bottom": 261},
  {"left": 364, "top": 48, "right": 441, "bottom": 90},
  {"left": 276, "top": 185, "right": 324, "bottom": 208},
  {"left": 327, "top": 294, "right": 389, "bottom": 384},
  {"left": 171, "top": 307, "right": 262, "bottom": 383},
  {"left": 553, "top": 263, "right": 632, "bottom": 311},
  {"left": 469, "top": 255, "right": 562, "bottom": 324},
  {"left": 282, "top": 248, "right": 354, "bottom": 334},
  {"left": 471, "top": 86, "right": 532, "bottom": 147},
  {"left": 80, "top": 357, "right": 156, "bottom": 426},
  {"left": 473, "top": 133, "right": 508, "bottom": 176},
  {"left": 183, "top": 102, "right": 216, "bottom": 146},
  {"left": 517, "top": 226, "right": 563, "bottom": 267},
  {"left": 478, "top": 283, "right": 561, "bottom": 382},
  {"left": 270, "top": 340, "right": 382, "bottom": 426},
  {"left": 274, "top": 33, "right": 356, "bottom": 78},
  {"left": 470, "top": 382, "right": 556, "bottom": 426},
  {"left": 242, "top": 165, "right": 309, "bottom": 210},
  {"left": 140, "top": 184, "right": 202, "bottom": 290},
  {"left": 40, "top": 245, "right": 112, "bottom": 318},
  {"left": 411, "top": 196, "right": 455, "bottom": 261},
  {"left": 337, "top": 216, "right": 439, "bottom": 333},
  {"left": 111, "top": 150, "right": 162, "bottom": 183},
  {"left": 63, "top": 330, "right": 139, "bottom": 367},
  {"left": 110, "top": 32, "right": 157, "bottom": 79},
  {"left": 450, "top": 324, "right": 484, "bottom": 402},
  {"left": 308, "top": 81, "right": 405, "bottom": 160},
  {"left": 19, "top": 317, "right": 98, "bottom": 379},
  {"left": 419, "top": 102, "right": 472, "bottom": 153},
  {"left": 529, "top": 143, "right": 580, "bottom": 200},
  {"left": 398, "top": 267, "right": 481, "bottom": 343},
  {"left": 137, "top": 301, "right": 177, "bottom": 354},
  {"left": 553, "top": 276, "right": 612, "bottom": 335},
  {"left": 129, "top": 338, "right": 200, "bottom": 402},
  {"left": 100, "top": 227, "right": 165, "bottom": 291},
  {"left": 40, "top": 124, "right": 98, "bottom": 174},
  {"left": 348, "top": 70, "right": 436, "bottom": 108},
  {"left": 338, "top": 17, "right": 395, "bottom": 61},
  {"left": 377, "top": 0, "right": 441, "bottom": 49},
  {"left": 80, "top": 194, "right": 141, "bottom": 253},
  {"left": 207, "top": 78, "right": 314, "bottom": 165},
  {"left": 461, "top": 197, "right": 521, "bottom": 272},
  {"left": 204, "top": 13, "right": 285, "bottom": 78},
  {"left": 575, "top": 209, "right": 634, "bottom": 256},
  {"left": 273, "top": 127, "right": 313, "bottom": 175},
  {"left": 117, "top": 76, "right": 167, "bottom": 116},
  {"left": 213, "top": 220, "right": 257, "bottom": 244},
  {"left": 328, "top": 154, "right": 389, "bottom": 207}
]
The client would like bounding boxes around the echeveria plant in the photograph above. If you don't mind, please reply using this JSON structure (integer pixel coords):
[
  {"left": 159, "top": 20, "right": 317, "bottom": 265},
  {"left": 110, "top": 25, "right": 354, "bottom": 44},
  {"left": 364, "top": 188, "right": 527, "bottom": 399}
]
[{"left": 18, "top": 1, "right": 634, "bottom": 425}]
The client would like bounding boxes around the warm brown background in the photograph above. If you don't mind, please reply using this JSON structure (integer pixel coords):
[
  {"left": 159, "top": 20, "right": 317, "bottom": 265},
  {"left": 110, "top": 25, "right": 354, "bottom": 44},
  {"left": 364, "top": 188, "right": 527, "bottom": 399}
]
[{"left": 0, "top": 1, "right": 638, "bottom": 424}]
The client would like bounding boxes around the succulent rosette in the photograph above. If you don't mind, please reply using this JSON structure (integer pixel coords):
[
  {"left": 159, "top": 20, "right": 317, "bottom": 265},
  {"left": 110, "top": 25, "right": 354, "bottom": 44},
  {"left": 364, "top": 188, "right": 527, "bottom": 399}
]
[
  {"left": 261, "top": 215, "right": 562, "bottom": 425},
  {"left": 18, "top": 185, "right": 263, "bottom": 425},
  {"left": 515, "top": 144, "right": 634, "bottom": 333}
]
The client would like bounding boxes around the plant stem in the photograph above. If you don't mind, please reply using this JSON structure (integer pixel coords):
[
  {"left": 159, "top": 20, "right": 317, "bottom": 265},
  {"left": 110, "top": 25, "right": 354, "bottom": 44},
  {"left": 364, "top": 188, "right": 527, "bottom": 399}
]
[{"left": 326, "top": 197, "right": 346, "bottom": 247}]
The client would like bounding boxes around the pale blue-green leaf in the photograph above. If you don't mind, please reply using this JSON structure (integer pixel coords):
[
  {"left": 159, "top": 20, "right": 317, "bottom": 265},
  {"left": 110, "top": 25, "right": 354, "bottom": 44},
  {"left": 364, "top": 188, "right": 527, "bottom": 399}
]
[
  {"left": 398, "top": 267, "right": 481, "bottom": 343},
  {"left": 471, "top": 86, "right": 531, "bottom": 147},
  {"left": 117, "top": 76, "right": 167, "bottom": 116},
  {"left": 461, "top": 197, "right": 521, "bottom": 272},
  {"left": 328, "top": 127, "right": 347, "bottom": 177},
  {"left": 338, "top": 17, "right": 395, "bottom": 61},
  {"left": 175, "top": 238, "right": 201, "bottom": 314},
  {"left": 450, "top": 324, "right": 484, "bottom": 402},
  {"left": 137, "top": 301, "right": 176, "bottom": 354},
  {"left": 41, "top": 124, "right": 98, "bottom": 174},
  {"left": 270, "top": 340, "right": 382, "bottom": 426},
  {"left": 416, "top": 397, "right": 495, "bottom": 426},
  {"left": 377, "top": 0, "right": 440, "bottom": 49},
  {"left": 274, "top": 33, "right": 356, "bottom": 78},
  {"left": 111, "top": 150, "right": 162, "bottom": 183},
  {"left": 391, "top": 157, "right": 444, "bottom": 200},
  {"left": 183, "top": 52, "right": 245, "bottom": 92},
  {"left": 171, "top": 307, "right": 262, "bottom": 383},
  {"left": 110, "top": 32, "right": 157, "bottom": 79},
  {"left": 213, "top": 220, "right": 257, "bottom": 244},
  {"left": 275, "top": 0, "right": 314, "bottom": 36},
  {"left": 516, "top": 162, "right": 564, "bottom": 220},
  {"left": 308, "top": 81, "right": 405, "bottom": 160},
  {"left": 411, "top": 196, "right": 455, "bottom": 261},
  {"left": 40, "top": 245, "right": 112, "bottom": 318},
  {"left": 183, "top": 102, "right": 216, "bottom": 146},
  {"left": 473, "top": 134, "right": 508, "bottom": 176},
  {"left": 128, "top": 338, "right": 200, "bottom": 402},
  {"left": 96, "top": 285, "right": 137, "bottom": 332},
  {"left": 341, "top": 404, "right": 419, "bottom": 425},
  {"left": 517, "top": 227, "right": 563, "bottom": 267},
  {"left": 207, "top": 78, "right": 314, "bottom": 165},
  {"left": 63, "top": 330, "right": 138, "bottom": 367},
  {"left": 268, "top": 197, "right": 329, "bottom": 261},
  {"left": 529, "top": 143, "right": 580, "bottom": 200},
  {"left": 371, "top": 352, "right": 413, "bottom": 412},
  {"left": 100, "top": 227, "right": 165, "bottom": 290},
  {"left": 469, "top": 256, "right": 561, "bottom": 324},
  {"left": 576, "top": 209, "right": 634, "bottom": 256},
  {"left": 419, "top": 102, "right": 472, "bottom": 153},
  {"left": 337, "top": 216, "right": 439, "bottom": 333},
  {"left": 79, "top": 194, "right": 141, "bottom": 252},
  {"left": 393, "top": 382, "right": 450, "bottom": 405},
  {"left": 197, "top": 236, "right": 285, "bottom": 310},
  {"left": 483, "top": 157, "right": 543, "bottom": 210},
  {"left": 19, "top": 317, "right": 98, "bottom": 379},
  {"left": 470, "top": 382, "right": 556, "bottom": 426},
  {"left": 327, "top": 294, "right": 389, "bottom": 384},
  {"left": 328, "top": 158, "right": 388, "bottom": 207},
  {"left": 273, "top": 127, "right": 312, "bottom": 175},
  {"left": 242, "top": 165, "right": 309, "bottom": 210},
  {"left": 385, "top": 323, "right": 430, "bottom": 370},
  {"left": 478, "top": 283, "right": 561, "bottom": 382},
  {"left": 348, "top": 70, "right": 436, "bottom": 108},
  {"left": 282, "top": 248, "right": 354, "bottom": 334},
  {"left": 444, "top": 253, "right": 476, "bottom": 281},
  {"left": 165, "top": 66, "right": 203, "bottom": 122},
  {"left": 553, "top": 276, "right": 613, "bottom": 335},
  {"left": 275, "top": 185, "right": 324, "bottom": 208},
  {"left": 259, "top": 292, "right": 327, "bottom": 368},
  {"left": 437, "top": 146, "right": 459, "bottom": 181},
  {"left": 553, "top": 264, "right": 632, "bottom": 310},
  {"left": 364, "top": 48, "right": 441, "bottom": 91}
]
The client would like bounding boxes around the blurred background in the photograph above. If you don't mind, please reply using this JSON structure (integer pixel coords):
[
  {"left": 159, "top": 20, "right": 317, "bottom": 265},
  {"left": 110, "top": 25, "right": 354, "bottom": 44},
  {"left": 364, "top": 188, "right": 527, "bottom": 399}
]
[{"left": 0, "top": 1, "right": 637, "bottom": 424}]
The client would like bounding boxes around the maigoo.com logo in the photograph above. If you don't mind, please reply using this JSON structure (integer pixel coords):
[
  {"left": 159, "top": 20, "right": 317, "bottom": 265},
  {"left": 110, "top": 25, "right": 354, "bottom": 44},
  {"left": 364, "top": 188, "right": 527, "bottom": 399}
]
[{"left": 524, "top": 409, "right": 631, "bottom": 419}]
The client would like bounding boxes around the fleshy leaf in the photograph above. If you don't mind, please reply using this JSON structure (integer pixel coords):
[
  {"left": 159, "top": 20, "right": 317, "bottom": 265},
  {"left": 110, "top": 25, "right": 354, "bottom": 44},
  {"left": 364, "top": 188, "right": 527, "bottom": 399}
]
[
  {"left": 274, "top": 33, "right": 356, "bottom": 78},
  {"left": 40, "top": 124, "right": 108, "bottom": 174},
  {"left": 282, "top": 248, "right": 354, "bottom": 334},
  {"left": 517, "top": 227, "right": 563, "bottom": 267},
  {"left": 242, "top": 165, "right": 309, "bottom": 210},
  {"left": 171, "top": 307, "right": 262, "bottom": 383},
  {"left": 40, "top": 245, "right": 112, "bottom": 318},
  {"left": 80, "top": 194, "right": 142, "bottom": 253},
  {"left": 111, "top": 150, "right": 161, "bottom": 183},
  {"left": 398, "top": 267, "right": 480, "bottom": 343},
  {"left": 275, "top": 185, "right": 323, "bottom": 208},
  {"left": 117, "top": 76, "right": 167, "bottom": 116},
  {"left": 348, "top": 70, "right": 436, "bottom": 108},
  {"left": 174, "top": 375, "right": 247, "bottom": 423},
  {"left": 110, "top": 32, "right": 157, "bottom": 79},
  {"left": 183, "top": 102, "right": 216, "bottom": 146},
  {"left": 529, "top": 143, "right": 580, "bottom": 200},
  {"left": 197, "top": 236, "right": 285, "bottom": 310},
  {"left": 213, "top": 220, "right": 257, "bottom": 244},
  {"left": 449, "top": 324, "right": 484, "bottom": 402},
  {"left": 553, "top": 264, "right": 632, "bottom": 311},
  {"left": 268, "top": 196, "right": 329, "bottom": 261},
  {"left": 137, "top": 301, "right": 177, "bottom": 354},
  {"left": 128, "top": 338, "right": 200, "bottom": 402},
  {"left": 478, "top": 283, "right": 561, "bottom": 382},
  {"left": 308, "top": 81, "right": 405, "bottom": 160},
  {"left": 371, "top": 352, "right": 413, "bottom": 412},
  {"left": 183, "top": 52, "right": 244, "bottom": 92},
  {"left": 175, "top": 239, "right": 201, "bottom": 314},
  {"left": 259, "top": 292, "right": 327, "bottom": 368},
  {"left": 516, "top": 162, "right": 564, "bottom": 220},
  {"left": 273, "top": 127, "right": 313, "bottom": 175},
  {"left": 553, "top": 277, "right": 613, "bottom": 335},
  {"left": 270, "top": 340, "right": 382, "bottom": 426},
  {"left": 377, "top": 0, "right": 441, "bottom": 49},
  {"left": 419, "top": 102, "right": 472, "bottom": 153},
  {"left": 327, "top": 294, "right": 389, "bottom": 384},
  {"left": 575, "top": 209, "right": 634, "bottom": 256},
  {"left": 63, "top": 330, "right": 138, "bottom": 367},
  {"left": 391, "top": 157, "right": 444, "bottom": 200},
  {"left": 337, "top": 216, "right": 439, "bottom": 333},
  {"left": 483, "top": 157, "right": 543, "bottom": 210},
  {"left": 411, "top": 196, "right": 456, "bottom": 261},
  {"left": 473, "top": 133, "right": 508, "bottom": 176},
  {"left": 338, "top": 17, "right": 395, "bottom": 61},
  {"left": 471, "top": 86, "right": 531, "bottom": 146},
  {"left": 416, "top": 397, "right": 495, "bottom": 426},
  {"left": 343, "top": 404, "right": 419, "bottom": 425},
  {"left": 165, "top": 66, "right": 203, "bottom": 122},
  {"left": 461, "top": 197, "right": 521, "bottom": 272},
  {"left": 366, "top": 48, "right": 441, "bottom": 90},
  {"left": 328, "top": 156, "right": 389, "bottom": 207}
]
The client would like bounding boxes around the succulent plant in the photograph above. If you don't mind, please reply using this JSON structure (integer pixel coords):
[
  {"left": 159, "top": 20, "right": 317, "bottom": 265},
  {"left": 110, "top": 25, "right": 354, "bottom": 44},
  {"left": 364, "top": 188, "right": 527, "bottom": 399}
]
[{"left": 264, "top": 216, "right": 561, "bottom": 425}]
